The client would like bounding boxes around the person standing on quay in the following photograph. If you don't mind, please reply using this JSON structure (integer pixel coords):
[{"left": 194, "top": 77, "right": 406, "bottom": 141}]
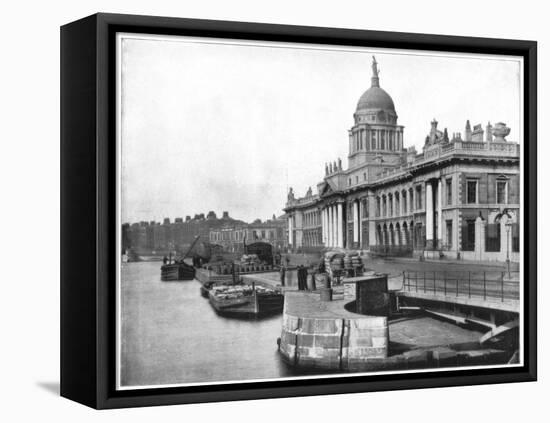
[{"left": 280, "top": 265, "right": 286, "bottom": 287}]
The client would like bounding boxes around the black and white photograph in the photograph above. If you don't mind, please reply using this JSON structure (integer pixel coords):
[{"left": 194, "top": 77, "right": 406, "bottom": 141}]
[{"left": 116, "top": 33, "right": 524, "bottom": 389}]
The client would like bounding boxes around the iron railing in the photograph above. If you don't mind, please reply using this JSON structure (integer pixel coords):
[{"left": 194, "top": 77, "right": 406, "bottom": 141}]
[{"left": 402, "top": 270, "right": 520, "bottom": 303}]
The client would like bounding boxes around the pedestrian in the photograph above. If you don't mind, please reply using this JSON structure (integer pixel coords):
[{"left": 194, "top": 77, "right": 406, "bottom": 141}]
[
  {"left": 163, "top": 255, "right": 168, "bottom": 265},
  {"left": 310, "top": 266, "right": 316, "bottom": 291},
  {"left": 280, "top": 265, "right": 286, "bottom": 287},
  {"left": 298, "top": 265, "right": 307, "bottom": 290}
]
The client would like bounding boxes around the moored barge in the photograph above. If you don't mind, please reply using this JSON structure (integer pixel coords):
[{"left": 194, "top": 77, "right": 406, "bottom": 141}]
[{"left": 208, "top": 283, "right": 284, "bottom": 317}]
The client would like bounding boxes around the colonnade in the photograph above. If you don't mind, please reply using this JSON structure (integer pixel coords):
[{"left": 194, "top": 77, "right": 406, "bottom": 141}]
[{"left": 321, "top": 203, "right": 344, "bottom": 248}]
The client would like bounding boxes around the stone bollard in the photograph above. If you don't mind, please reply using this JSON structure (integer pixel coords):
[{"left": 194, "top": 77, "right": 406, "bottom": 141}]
[{"left": 319, "top": 288, "right": 333, "bottom": 302}]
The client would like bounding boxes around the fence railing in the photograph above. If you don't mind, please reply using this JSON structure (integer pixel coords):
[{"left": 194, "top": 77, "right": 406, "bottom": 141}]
[{"left": 402, "top": 271, "right": 520, "bottom": 303}]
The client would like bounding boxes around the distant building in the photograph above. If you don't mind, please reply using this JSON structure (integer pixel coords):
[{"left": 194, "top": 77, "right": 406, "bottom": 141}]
[
  {"left": 209, "top": 215, "right": 288, "bottom": 252},
  {"left": 122, "top": 211, "right": 245, "bottom": 253},
  {"left": 284, "top": 57, "right": 520, "bottom": 262}
]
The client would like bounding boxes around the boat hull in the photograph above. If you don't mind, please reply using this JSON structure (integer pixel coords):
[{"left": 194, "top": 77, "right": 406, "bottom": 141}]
[
  {"left": 208, "top": 290, "right": 284, "bottom": 317},
  {"left": 160, "top": 263, "right": 195, "bottom": 281}
]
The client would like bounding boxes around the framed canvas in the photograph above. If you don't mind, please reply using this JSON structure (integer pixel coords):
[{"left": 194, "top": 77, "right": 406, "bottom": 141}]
[{"left": 60, "top": 13, "right": 537, "bottom": 409}]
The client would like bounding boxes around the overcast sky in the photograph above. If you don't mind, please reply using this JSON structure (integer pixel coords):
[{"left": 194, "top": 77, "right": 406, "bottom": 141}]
[{"left": 119, "top": 34, "right": 522, "bottom": 224}]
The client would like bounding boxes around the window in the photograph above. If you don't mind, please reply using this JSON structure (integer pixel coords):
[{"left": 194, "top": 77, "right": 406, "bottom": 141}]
[
  {"left": 497, "top": 180, "right": 507, "bottom": 204},
  {"left": 415, "top": 186, "right": 422, "bottom": 209},
  {"left": 363, "top": 172, "right": 367, "bottom": 181},
  {"left": 445, "top": 220, "right": 453, "bottom": 249},
  {"left": 462, "top": 219, "right": 476, "bottom": 251},
  {"left": 355, "top": 175, "right": 359, "bottom": 184},
  {"left": 348, "top": 178, "right": 352, "bottom": 186},
  {"left": 467, "top": 180, "right": 477, "bottom": 204},
  {"left": 446, "top": 178, "right": 452, "bottom": 205}
]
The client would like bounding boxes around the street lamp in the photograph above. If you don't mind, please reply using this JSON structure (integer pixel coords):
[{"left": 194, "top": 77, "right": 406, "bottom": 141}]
[{"left": 505, "top": 222, "right": 513, "bottom": 279}]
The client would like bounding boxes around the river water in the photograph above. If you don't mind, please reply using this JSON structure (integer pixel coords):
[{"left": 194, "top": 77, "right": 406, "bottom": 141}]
[{"left": 120, "top": 261, "right": 296, "bottom": 388}]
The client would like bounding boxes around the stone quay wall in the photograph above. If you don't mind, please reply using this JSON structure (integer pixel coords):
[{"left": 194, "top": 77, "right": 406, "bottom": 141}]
[{"left": 279, "top": 307, "right": 389, "bottom": 370}]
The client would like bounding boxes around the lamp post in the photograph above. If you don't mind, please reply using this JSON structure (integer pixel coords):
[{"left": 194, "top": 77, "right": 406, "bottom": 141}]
[{"left": 505, "top": 222, "right": 513, "bottom": 279}]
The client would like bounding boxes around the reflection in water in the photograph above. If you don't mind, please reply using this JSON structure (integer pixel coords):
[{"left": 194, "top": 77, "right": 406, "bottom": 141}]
[{"left": 120, "top": 261, "right": 297, "bottom": 387}]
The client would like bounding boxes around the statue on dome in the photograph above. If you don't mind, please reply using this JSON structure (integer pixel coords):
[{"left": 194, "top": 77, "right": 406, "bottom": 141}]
[
  {"left": 306, "top": 186, "right": 312, "bottom": 197},
  {"left": 372, "top": 56, "right": 379, "bottom": 78}
]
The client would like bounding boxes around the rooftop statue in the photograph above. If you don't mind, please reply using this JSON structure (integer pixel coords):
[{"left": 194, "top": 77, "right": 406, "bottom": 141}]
[
  {"left": 372, "top": 56, "right": 379, "bottom": 79},
  {"left": 287, "top": 187, "right": 295, "bottom": 202}
]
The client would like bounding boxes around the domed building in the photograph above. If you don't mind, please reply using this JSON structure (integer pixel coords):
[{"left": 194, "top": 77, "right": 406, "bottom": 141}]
[
  {"left": 284, "top": 57, "right": 520, "bottom": 263},
  {"left": 348, "top": 56, "right": 404, "bottom": 169}
]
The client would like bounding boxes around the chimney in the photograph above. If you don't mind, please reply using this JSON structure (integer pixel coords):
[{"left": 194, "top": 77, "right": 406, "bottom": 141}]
[{"left": 222, "top": 211, "right": 229, "bottom": 219}]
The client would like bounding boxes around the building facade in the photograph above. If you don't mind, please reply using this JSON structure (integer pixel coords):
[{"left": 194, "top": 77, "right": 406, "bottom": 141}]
[
  {"left": 209, "top": 215, "right": 288, "bottom": 252},
  {"left": 284, "top": 57, "right": 520, "bottom": 262},
  {"left": 122, "top": 211, "right": 246, "bottom": 253}
]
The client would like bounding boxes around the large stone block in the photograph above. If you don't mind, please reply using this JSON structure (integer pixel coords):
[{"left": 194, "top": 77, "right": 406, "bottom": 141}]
[
  {"left": 404, "top": 350, "right": 431, "bottom": 369},
  {"left": 432, "top": 347, "right": 458, "bottom": 367},
  {"left": 315, "top": 319, "right": 341, "bottom": 334},
  {"left": 351, "top": 317, "right": 387, "bottom": 329},
  {"left": 297, "top": 334, "right": 315, "bottom": 347},
  {"left": 300, "top": 318, "right": 316, "bottom": 333},
  {"left": 349, "top": 336, "right": 373, "bottom": 347},
  {"left": 372, "top": 337, "right": 387, "bottom": 348},
  {"left": 283, "top": 314, "right": 300, "bottom": 331},
  {"left": 281, "top": 331, "right": 297, "bottom": 346},
  {"left": 314, "top": 335, "right": 341, "bottom": 349}
]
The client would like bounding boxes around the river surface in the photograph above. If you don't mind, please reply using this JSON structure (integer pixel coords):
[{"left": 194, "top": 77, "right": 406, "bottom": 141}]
[{"left": 120, "top": 261, "right": 296, "bottom": 388}]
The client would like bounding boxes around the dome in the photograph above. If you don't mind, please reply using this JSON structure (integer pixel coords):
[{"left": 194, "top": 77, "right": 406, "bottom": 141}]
[{"left": 356, "top": 86, "right": 395, "bottom": 112}]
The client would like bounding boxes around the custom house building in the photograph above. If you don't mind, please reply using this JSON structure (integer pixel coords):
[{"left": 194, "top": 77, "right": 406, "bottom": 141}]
[{"left": 284, "top": 57, "right": 520, "bottom": 262}]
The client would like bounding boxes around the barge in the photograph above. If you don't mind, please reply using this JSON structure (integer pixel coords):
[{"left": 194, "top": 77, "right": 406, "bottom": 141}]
[
  {"left": 160, "top": 236, "right": 200, "bottom": 281},
  {"left": 208, "top": 283, "right": 284, "bottom": 317}
]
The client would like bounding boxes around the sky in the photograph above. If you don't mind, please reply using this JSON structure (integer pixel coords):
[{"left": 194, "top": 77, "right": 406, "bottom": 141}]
[{"left": 119, "top": 34, "right": 522, "bottom": 224}]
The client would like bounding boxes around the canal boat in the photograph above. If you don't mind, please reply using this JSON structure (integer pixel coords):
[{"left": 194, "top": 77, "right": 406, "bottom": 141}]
[
  {"left": 160, "top": 236, "right": 200, "bottom": 281},
  {"left": 161, "top": 261, "right": 196, "bottom": 281},
  {"left": 208, "top": 283, "right": 284, "bottom": 317}
]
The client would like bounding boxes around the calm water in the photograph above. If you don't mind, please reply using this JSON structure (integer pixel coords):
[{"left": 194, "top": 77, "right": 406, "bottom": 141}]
[{"left": 120, "top": 261, "right": 295, "bottom": 388}]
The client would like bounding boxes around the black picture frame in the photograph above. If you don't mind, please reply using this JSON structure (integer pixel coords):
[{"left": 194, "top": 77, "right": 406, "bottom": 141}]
[{"left": 60, "top": 12, "right": 537, "bottom": 409}]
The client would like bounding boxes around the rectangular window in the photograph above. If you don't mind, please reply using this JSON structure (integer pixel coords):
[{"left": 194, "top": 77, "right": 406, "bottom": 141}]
[
  {"left": 445, "top": 220, "right": 453, "bottom": 249},
  {"left": 497, "top": 180, "right": 507, "bottom": 204},
  {"left": 462, "top": 219, "right": 476, "bottom": 251},
  {"left": 363, "top": 172, "right": 367, "bottom": 181},
  {"left": 446, "top": 178, "right": 452, "bottom": 205},
  {"left": 355, "top": 175, "right": 359, "bottom": 184},
  {"left": 415, "top": 186, "right": 422, "bottom": 209},
  {"left": 467, "top": 180, "right": 477, "bottom": 204}
]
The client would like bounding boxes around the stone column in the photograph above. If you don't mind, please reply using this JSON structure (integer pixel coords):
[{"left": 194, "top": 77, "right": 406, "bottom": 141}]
[
  {"left": 368, "top": 192, "right": 376, "bottom": 248},
  {"left": 437, "top": 179, "right": 442, "bottom": 249},
  {"left": 288, "top": 215, "right": 293, "bottom": 248},
  {"left": 337, "top": 203, "right": 343, "bottom": 248},
  {"left": 321, "top": 208, "right": 327, "bottom": 245},
  {"left": 475, "top": 216, "right": 486, "bottom": 260},
  {"left": 331, "top": 205, "right": 335, "bottom": 247},
  {"left": 329, "top": 205, "right": 334, "bottom": 247},
  {"left": 358, "top": 200, "right": 363, "bottom": 248},
  {"left": 353, "top": 201, "right": 360, "bottom": 245},
  {"left": 426, "top": 182, "right": 434, "bottom": 249}
]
